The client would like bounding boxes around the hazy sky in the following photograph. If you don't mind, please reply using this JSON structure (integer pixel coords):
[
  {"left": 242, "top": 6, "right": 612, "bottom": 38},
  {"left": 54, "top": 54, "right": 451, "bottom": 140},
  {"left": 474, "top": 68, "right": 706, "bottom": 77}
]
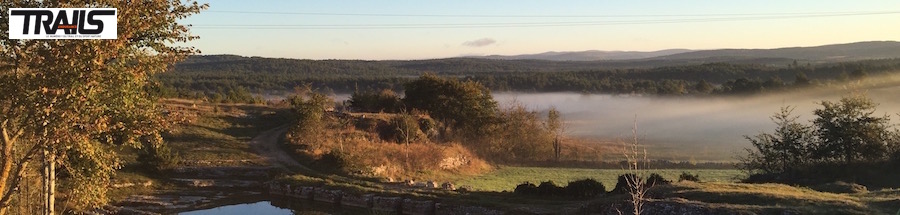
[{"left": 183, "top": 1, "right": 900, "bottom": 60}]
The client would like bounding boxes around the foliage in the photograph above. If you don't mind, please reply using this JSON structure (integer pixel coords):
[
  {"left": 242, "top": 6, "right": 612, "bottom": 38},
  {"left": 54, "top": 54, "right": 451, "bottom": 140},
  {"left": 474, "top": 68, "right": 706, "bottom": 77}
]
[
  {"left": 646, "top": 173, "right": 671, "bottom": 186},
  {"left": 135, "top": 134, "right": 180, "bottom": 173},
  {"left": 514, "top": 182, "right": 538, "bottom": 196},
  {"left": 612, "top": 174, "right": 641, "bottom": 194},
  {"left": 678, "top": 172, "right": 701, "bottom": 182},
  {"left": 477, "top": 103, "right": 554, "bottom": 163},
  {"left": 741, "top": 106, "right": 815, "bottom": 174},
  {"left": 285, "top": 87, "right": 333, "bottom": 147},
  {"left": 454, "top": 167, "right": 742, "bottom": 192},
  {"left": 812, "top": 95, "right": 893, "bottom": 163},
  {"left": 740, "top": 94, "right": 900, "bottom": 186},
  {"left": 349, "top": 89, "right": 402, "bottom": 113},
  {"left": 158, "top": 55, "right": 900, "bottom": 99},
  {"left": 0, "top": 0, "right": 205, "bottom": 212},
  {"left": 377, "top": 112, "right": 425, "bottom": 144},
  {"left": 402, "top": 74, "right": 497, "bottom": 136},
  {"left": 564, "top": 178, "right": 606, "bottom": 198},
  {"left": 536, "top": 181, "right": 564, "bottom": 196}
]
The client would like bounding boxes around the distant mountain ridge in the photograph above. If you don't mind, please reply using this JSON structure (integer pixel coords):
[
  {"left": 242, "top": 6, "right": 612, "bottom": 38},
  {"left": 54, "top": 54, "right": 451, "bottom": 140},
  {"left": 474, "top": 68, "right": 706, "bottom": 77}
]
[
  {"left": 470, "top": 41, "right": 900, "bottom": 62},
  {"left": 475, "top": 49, "right": 692, "bottom": 61},
  {"left": 652, "top": 41, "right": 900, "bottom": 62}
]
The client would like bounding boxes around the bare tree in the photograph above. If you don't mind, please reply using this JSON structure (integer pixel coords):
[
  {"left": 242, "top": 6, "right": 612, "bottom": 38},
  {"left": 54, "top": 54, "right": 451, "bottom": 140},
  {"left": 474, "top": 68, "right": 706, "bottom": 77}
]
[{"left": 622, "top": 116, "right": 650, "bottom": 215}]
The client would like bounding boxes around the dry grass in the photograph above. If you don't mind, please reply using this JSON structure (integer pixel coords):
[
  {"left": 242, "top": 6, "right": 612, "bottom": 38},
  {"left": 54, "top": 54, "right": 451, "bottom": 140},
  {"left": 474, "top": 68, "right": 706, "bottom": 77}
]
[
  {"left": 287, "top": 112, "right": 491, "bottom": 181},
  {"left": 654, "top": 181, "right": 874, "bottom": 214}
]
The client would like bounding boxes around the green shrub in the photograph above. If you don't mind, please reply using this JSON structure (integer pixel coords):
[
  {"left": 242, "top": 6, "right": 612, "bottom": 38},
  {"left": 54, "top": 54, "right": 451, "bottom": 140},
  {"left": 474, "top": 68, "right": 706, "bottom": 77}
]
[
  {"left": 514, "top": 182, "right": 538, "bottom": 195},
  {"left": 646, "top": 173, "right": 671, "bottom": 185},
  {"left": 565, "top": 178, "right": 606, "bottom": 198},
  {"left": 537, "top": 181, "right": 564, "bottom": 196},
  {"left": 678, "top": 172, "right": 701, "bottom": 182},
  {"left": 612, "top": 174, "right": 640, "bottom": 194}
]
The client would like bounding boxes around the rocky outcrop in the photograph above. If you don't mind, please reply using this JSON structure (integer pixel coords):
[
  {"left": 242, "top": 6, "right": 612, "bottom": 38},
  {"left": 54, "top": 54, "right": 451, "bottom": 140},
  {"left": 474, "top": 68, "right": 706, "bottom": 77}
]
[
  {"left": 402, "top": 199, "right": 435, "bottom": 215},
  {"left": 372, "top": 196, "right": 403, "bottom": 213},
  {"left": 267, "top": 182, "right": 504, "bottom": 215},
  {"left": 312, "top": 188, "right": 343, "bottom": 204}
]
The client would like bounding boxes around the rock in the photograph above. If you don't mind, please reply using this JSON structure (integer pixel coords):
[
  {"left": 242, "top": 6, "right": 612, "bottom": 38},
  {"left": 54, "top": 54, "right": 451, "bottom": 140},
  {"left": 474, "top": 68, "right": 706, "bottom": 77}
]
[
  {"left": 439, "top": 155, "right": 469, "bottom": 170},
  {"left": 299, "top": 186, "right": 315, "bottom": 200},
  {"left": 441, "top": 182, "right": 455, "bottom": 191},
  {"left": 402, "top": 199, "right": 436, "bottom": 215},
  {"left": 373, "top": 196, "right": 403, "bottom": 213},
  {"left": 341, "top": 193, "right": 374, "bottom": 208},
  {"left": 425, "top": 181, "right": 439, "bottom": 189},
  {"left": 313, "top": 188, "right": 342, "bottom": 204}
]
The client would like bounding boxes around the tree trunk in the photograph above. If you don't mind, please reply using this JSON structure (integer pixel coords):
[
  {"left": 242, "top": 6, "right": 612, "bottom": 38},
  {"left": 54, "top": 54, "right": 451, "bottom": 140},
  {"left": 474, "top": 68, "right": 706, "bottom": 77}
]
[{"left": 42, "top": 148, "right": 54, "bottom": 215}]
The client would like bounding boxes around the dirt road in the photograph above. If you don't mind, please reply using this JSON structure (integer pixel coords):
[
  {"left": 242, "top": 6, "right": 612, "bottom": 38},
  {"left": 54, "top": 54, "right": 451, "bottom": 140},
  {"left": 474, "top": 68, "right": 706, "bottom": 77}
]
[{"left": 249, "top": 125, "right": 313, "bottom": 173}]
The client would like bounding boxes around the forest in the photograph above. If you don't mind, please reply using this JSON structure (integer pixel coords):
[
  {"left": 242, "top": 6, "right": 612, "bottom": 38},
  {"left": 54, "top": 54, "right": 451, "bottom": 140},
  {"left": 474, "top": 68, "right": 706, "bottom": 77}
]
[{"left": 154, "top": 55, "right": 900, "bottom": 102}]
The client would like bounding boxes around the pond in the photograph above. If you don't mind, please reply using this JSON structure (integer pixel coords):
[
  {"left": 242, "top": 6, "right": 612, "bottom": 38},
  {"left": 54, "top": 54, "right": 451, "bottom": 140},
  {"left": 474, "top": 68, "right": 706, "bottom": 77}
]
[
  {"left": 178, "top": 197, "right": 369, "bottom": 215},
  {"left": 180, "top": 201, "right": 291, "bottom": 215}
]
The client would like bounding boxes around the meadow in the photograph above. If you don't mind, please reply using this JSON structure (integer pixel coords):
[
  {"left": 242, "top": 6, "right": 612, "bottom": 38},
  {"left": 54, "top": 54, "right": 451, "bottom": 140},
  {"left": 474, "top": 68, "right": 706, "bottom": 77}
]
[{"left": 454, "top": 166, "right": 743, "bottom": 192}]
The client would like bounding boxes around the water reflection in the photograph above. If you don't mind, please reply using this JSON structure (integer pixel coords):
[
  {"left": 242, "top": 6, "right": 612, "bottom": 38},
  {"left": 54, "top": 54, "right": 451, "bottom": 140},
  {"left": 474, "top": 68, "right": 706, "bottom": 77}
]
[{"left": 178, "top": 196, "right": 369, "bottom": 215}]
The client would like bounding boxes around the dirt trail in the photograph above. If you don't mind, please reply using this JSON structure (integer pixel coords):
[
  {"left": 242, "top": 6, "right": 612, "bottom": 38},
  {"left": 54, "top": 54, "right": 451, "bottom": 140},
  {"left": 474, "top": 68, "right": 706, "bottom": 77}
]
[{"left": 249, "top": 125, "right": 315, "bottom": 174}]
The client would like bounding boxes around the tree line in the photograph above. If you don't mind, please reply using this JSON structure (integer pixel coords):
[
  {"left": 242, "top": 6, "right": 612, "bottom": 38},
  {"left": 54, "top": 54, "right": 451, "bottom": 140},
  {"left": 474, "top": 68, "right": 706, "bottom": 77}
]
[{"left": 155, "top": 56, "right": 900, "bottom": 101}]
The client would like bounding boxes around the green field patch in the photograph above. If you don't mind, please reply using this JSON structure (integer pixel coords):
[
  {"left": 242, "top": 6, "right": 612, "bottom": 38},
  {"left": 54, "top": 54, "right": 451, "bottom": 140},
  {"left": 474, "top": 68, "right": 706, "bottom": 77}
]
[{"left": 455, "top": 167, "right": 743, "bottom": 192}]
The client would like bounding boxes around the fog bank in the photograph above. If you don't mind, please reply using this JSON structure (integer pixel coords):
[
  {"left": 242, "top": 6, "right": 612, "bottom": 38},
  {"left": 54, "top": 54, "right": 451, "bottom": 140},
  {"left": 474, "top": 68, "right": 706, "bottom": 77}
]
[{"left": 494, "top": 87, "right": 900, "bottom": 161}]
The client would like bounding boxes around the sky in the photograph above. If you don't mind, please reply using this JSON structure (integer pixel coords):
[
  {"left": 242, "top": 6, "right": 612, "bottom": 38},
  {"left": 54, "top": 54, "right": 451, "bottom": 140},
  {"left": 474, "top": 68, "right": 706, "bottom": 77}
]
[{"left": 182, "top": 0, "right": 900, "bottom": 60}]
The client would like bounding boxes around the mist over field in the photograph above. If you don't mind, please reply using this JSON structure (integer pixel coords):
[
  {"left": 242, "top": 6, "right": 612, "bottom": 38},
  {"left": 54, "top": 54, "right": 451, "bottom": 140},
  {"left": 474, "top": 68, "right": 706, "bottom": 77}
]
[{"left": 493, "top": 85, "right": 900, "bottom": 161}]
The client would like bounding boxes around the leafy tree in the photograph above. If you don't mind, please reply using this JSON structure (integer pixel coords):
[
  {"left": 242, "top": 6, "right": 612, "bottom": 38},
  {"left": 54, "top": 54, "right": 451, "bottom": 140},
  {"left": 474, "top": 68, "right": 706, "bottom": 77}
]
[
  {"left": 812, "top": 95, "right": 892, "bottom": 163},
  {"left": 402, "top": 74, "right": 497, "bottom": 136},
  {"left": 0, "top": 0, "right": 205, "bottom": 213},
  {"left": 349, "top": 89, "right": 402, "bottom": 113},
  {"left": 285, "top": 87, "right": 333, "bottom": 148},
  {"left": 794, "top": 72, "right": 811, "bottom": 87},
  {"left": 545, "top": 107, "right": 563, "bottom": 162},
  {"left": 741, "top": 106, "right": 815, "bottom": 174},
  {"left": 693, "top": 79, "right": 714, "bottom": 94}
]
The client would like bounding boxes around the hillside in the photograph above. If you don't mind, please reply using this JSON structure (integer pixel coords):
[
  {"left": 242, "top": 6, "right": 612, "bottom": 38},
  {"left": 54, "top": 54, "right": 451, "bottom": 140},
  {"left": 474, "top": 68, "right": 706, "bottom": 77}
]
[
  {"left": 475, "top": 49, "right": 692, "bottom": 61},
  {"left": 653, "top": 41, "right": 900, "bottom": 62}
]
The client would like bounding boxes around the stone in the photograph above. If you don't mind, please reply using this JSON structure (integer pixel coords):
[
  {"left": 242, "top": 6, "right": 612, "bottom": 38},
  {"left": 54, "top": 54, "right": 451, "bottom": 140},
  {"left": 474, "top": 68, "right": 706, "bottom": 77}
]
[
  {"left": 441, "top": 182, "right": 456, "bottom": 191},
  {"left": 402, "top": 199, "right": 435, "bottom": 215},
  {"left": 372, "top": 196, "right": 402, "bottom": 213}
]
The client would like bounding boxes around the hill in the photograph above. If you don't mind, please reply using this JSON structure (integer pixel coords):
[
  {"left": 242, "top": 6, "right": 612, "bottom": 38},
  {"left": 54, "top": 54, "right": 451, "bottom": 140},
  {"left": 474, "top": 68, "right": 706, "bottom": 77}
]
[
  {"left": 474, "top": 49, "right": 692, "bottom": 61},
  {"left": 653, "top": 41, "right": 900, "bottom": 62}
]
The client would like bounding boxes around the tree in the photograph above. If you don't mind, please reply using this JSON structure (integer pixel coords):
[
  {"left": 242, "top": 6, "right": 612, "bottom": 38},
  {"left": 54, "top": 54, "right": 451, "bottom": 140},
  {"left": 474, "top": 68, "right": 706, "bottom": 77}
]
[
  {"left": 285, "top": 86, "right": 333, "bottom": 149},
  {"left": 812, "top": 94, "right": 892, "bottom": 164},
  {"left": 793, "top": 72, "right": 811, "bottom": 87},
  {"left": 402, "top": 74, "right": 497, "bottom": 136},
  {"left": 0, "top": 0, "right": 205, "bottom": 213},
  {"left": 349, "top": 89, "right": 402, "bottom": 113},
  {"left": 545, "top": 107, "right": 564, "bottom": 162},
  {"left": 741, "top": 106, "right": 814, "bottom": 174},
  {"left": 693, "top": 79, "right": 713, "bottom": 94}
]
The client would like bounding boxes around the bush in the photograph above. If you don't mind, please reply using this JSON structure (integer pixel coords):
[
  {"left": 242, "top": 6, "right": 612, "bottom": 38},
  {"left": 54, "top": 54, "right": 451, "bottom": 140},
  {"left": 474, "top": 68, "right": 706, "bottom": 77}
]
[
  {"left": 565, "top": 178, "right": 606, "bottom": 198},
  {"left": 377, "top": 114, "right": 425, "bottom": 143},
  {"left": 678, "top": 172, "right": 701, "bottom": 182},
  {"left": 612, "top": 174, "right": 640, "bottom": 194},
  {"left": 349, "top": 89, "right": 402, "bottom": 113},
  {"left": 646, "top": 173, "right": 671, "bottom": 185},
  {"left": 137, "top": 136, "right": 179, "bottom": 173},
  {"left": 537, "top": 181, "right": 564, "bottom": 196},
  {"left": 514, "top": 182, "right": 538, "bottom": 195},
  {"left": 312, "top": 152, "right": 346, "bottom": 172},
  {"left": 354, "top": 117, "right": 379, "bottom": 132}
]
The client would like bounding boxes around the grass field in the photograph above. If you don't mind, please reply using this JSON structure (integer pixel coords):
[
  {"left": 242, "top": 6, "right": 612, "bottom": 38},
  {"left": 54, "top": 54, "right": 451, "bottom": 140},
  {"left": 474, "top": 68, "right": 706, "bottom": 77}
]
[{"left": 454, "top": 166, "right": 744, "bottom": 192}]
